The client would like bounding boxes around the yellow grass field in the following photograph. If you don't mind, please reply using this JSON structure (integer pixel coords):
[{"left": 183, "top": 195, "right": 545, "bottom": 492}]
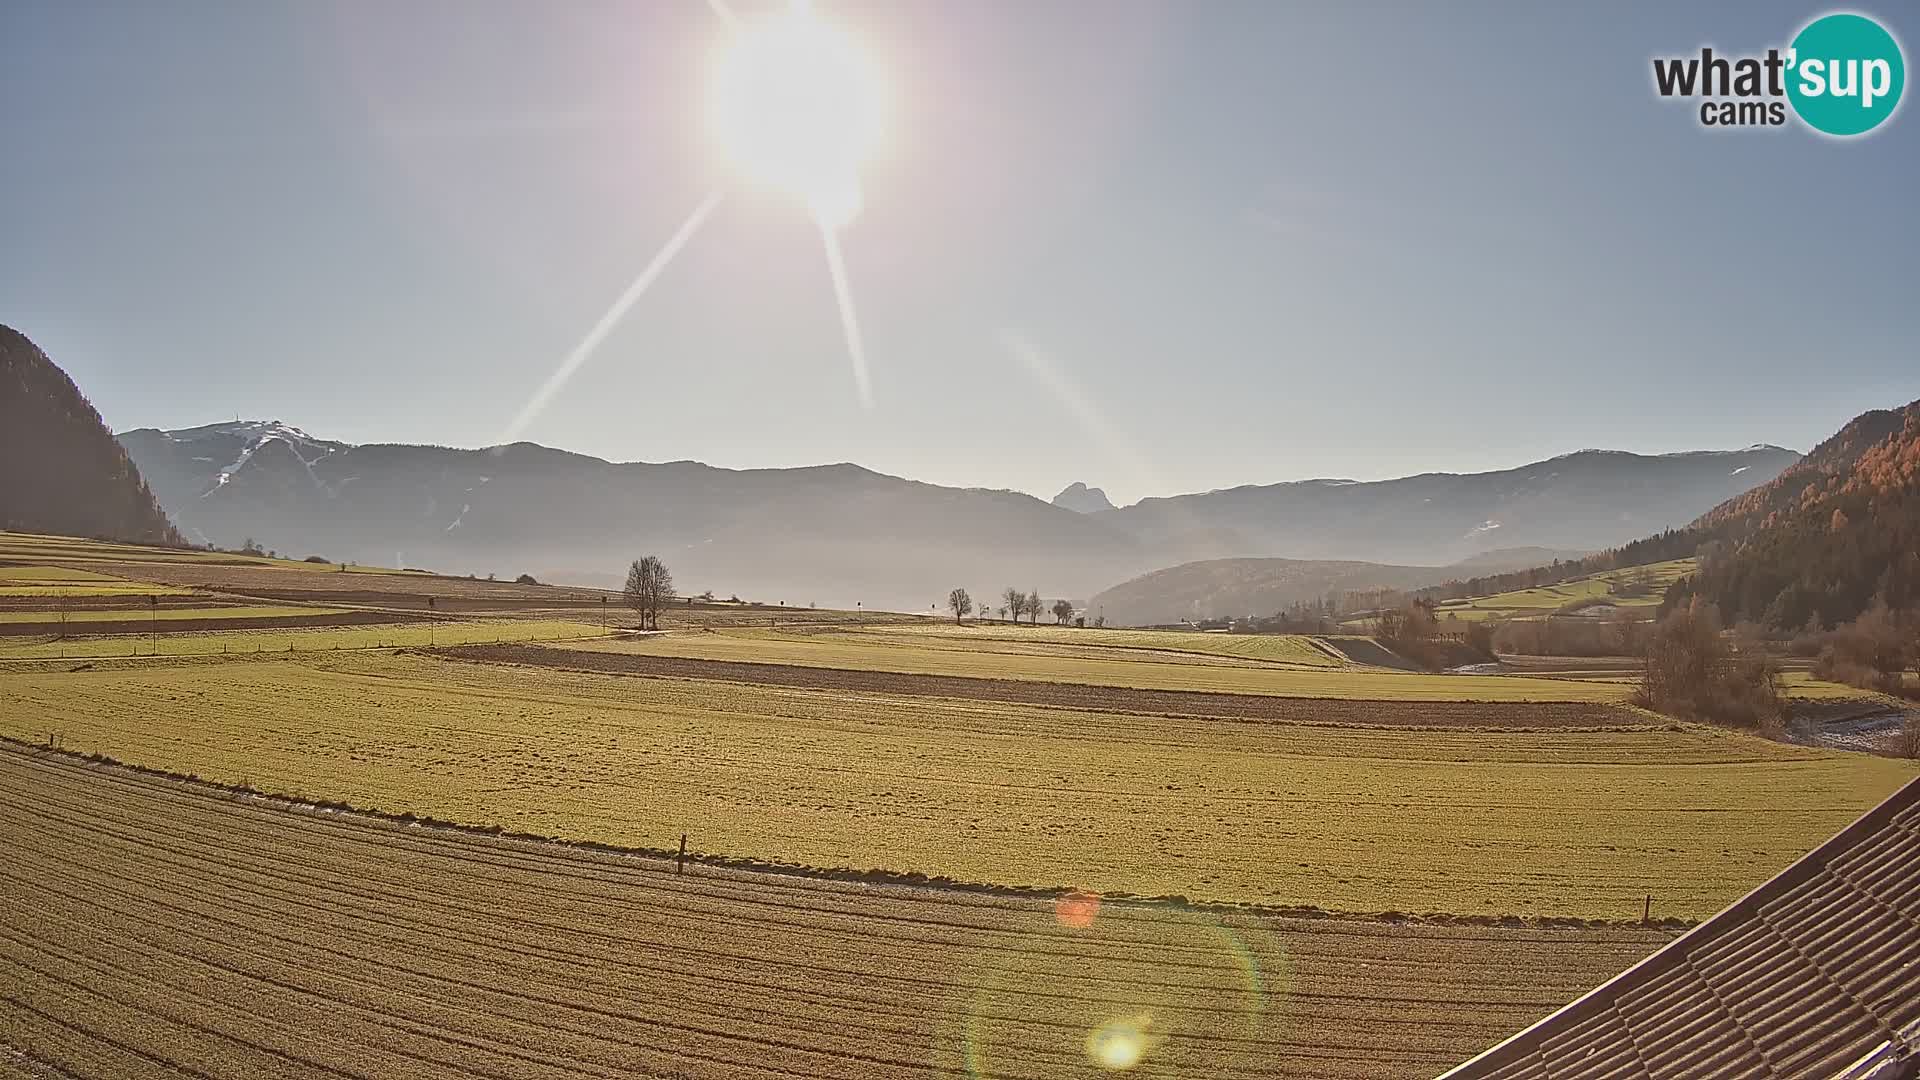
[
  {"left": 561, "top": 626, "right": 1637, "bottom": 702},
  {"left": 0, "top": 747, "right": 1672, "bottom": 1080},
  {"left": 0, "top": 562, "right": 192, "bottom": 597},
  {"left": 0, "top": 619, "right": 606, "bottom": 659},
  {"left": 882, "top": 623, "right": 1347, "bottom": 666},
  {"left": 2, "top": 651, "right": 1907, "bottom": 920},
  {"left": 1431, "top": 559, "right": 1697, "bottom": 622},
  {"left": 0, "top": 603, "right": 344, "bottom": 624}
]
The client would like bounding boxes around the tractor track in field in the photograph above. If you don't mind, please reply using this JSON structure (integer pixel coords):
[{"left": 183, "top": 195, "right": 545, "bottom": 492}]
[{"left": 434, "top": 643, "right": 1651, "bottom": 730}]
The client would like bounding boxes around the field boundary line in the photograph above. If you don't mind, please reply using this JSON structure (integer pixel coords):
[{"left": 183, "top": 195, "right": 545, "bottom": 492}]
[
  {"left": 422, "top": 644, "right": 1656, "bottom": 729},
  {"left": 0, "top": 737, "right": 1695, "bottom": 932}
]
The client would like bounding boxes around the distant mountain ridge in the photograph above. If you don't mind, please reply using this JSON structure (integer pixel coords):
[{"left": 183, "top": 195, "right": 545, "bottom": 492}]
[
  {"left": 1051, "top": 482, "right": 1116, "bottom": 514},
  {"left": 117, "top": 419, "right": 1795, "bottom": 610},
  {"left": 1085, "top": 556, "right": 1463, "bottom": 627},
  {"left": 119, "top": 420, "right": 350, "bottom": 517},
  {"left": 1095, "top": 445, "right": 1799, "bottom": 567},
  {"left": 1, "top": 325, "right": 179, "bottom": 545}
]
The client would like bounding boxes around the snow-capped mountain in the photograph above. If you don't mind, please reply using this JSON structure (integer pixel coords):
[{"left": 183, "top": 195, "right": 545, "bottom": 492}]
[{"left": 114, "top": 421, "right": 350, "bottom": 541}]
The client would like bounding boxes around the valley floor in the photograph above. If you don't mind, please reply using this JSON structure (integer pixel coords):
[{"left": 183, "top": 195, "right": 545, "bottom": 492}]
[
  {"left": 0, "top": 746, "right": 1669, "bottom": 1080},
  {"left": 2, "top": 650, "right": 1909, "bottom": 919},
  {"left": 3, "top": 531, "right": 1913, "bottom": 1078}
]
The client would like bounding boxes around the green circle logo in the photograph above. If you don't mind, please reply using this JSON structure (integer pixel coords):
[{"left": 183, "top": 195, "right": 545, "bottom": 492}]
[{"left": 1787, "top": 13, "right": 1905, "bottom": 136}]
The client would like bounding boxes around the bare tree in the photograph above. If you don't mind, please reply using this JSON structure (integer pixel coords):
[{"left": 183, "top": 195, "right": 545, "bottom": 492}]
[
  {"left": 1051, "top": 598, "right": 1074, "bottom": 625},
  {"left": 645, "top": 556, "right": 674, "bottom": 629},
  {"left": 997, "top": 606, "right": 1008, "bottom": 621},
  {"left": 1636, "top": 602, "right": 1784, "bottom": 730},
  {"left": 624, "top": 556, "right": 675, "bottom": 630},
  {"left": 1002, "top": 587, "right": 1023, "bottom": 625},
  {"left": 947, "top": 588, "right": 973, "bottom": 624},
  {"left": 624, "top": 561, "right": 646, "bottom": 625},
  {"left": 1026, "top": 589, "right": 1042, "bottom": 625}
]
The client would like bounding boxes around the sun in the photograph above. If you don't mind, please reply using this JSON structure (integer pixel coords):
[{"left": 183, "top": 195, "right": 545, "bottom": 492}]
[{"left": 708, "top": 1, "right": 887, "bottom": 229}]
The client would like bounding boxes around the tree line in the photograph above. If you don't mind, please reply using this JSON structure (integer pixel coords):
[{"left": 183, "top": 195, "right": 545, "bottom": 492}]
[{"left": 946, "top": 587, "right": 1076, "bottom": 625}]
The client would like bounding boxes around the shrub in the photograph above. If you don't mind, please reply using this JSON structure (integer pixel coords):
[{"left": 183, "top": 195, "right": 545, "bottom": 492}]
[
  {"left": 1464, "top": 620, "right": 1496, "bottom": 658},
  {"left": 1895, "top": 714, "right": 1920, "bottom": 759},
  {"left": 514, "top": 573, "right": 540, "bottom": 586},
  {"left": 1810, "top": 602, "right": 1913, "bottom": 693},
  {"left": 1633, "top": 604, "right": 1785, "bottom": 729},
  {"left": 302, "top": 554, "right": 330, "bottom": 564}
]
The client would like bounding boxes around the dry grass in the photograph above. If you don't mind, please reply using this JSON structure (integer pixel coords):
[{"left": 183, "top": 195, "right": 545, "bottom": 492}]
[
  {"left": 0, "top": 745, "right": 1674, "bottom": 1079},
  {"left": 560, "top": 627, "right": 1637, "bottom": 702},
  {"left": 1, "top": 651, "right": 1907, "bottom": 919},
  {"left": 0, "top": 619, "right": 605, "bottom": 659},
  {"left": 0, "top": 604, "right": 343, "bottom": 624}
]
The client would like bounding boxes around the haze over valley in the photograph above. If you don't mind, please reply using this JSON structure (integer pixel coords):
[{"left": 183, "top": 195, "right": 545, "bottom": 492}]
[{"left": 117, "top": 416, "right": 1796, "bottom": 615}]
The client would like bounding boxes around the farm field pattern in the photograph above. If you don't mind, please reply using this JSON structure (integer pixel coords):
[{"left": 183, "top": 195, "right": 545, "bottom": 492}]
[
  {"left": 1428, "top": 559, "right": 1698, "bottom": 622},
  {"left": 2, "top": 651, "right": 1908, "bottom": 919},
  {"left": 2, "top": 531, "right": 1912, "bottom": 1079},
  {"left": 559, "top": 627, "right": 1642, "bottom": 702},
  {"left": 0, "top": 620, "right": 606, "bottom": 659},
  {"left": 0, "top": 747, "right": 1675, "bottom": 1080}
]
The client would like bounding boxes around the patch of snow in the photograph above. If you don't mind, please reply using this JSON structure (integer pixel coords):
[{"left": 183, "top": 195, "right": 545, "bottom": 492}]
[
  {"left": 1730, "top": 465, "right": 1750, "bottom": 476},
  {"left": 1466, "top": 520, "right": 1503, "bottom": 537},
  {"left": 202, "top": 435, "right": 272, "bottom": 494},
  {"left": 444, "top": 504, "right": 471, "bottom": 532}
]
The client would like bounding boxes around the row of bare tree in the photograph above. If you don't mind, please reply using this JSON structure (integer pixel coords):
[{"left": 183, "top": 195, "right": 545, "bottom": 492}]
[{"left": 946, "top": 587, "right": 1074, "bottom": 626}]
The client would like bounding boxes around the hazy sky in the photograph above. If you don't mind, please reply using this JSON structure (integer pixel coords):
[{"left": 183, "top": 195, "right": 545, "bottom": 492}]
[{"left": 4, "top": 1, "right": 1915, "bottom": 506}]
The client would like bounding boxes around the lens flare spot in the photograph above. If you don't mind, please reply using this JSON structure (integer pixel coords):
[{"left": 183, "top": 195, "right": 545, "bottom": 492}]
[
  {"left": 1055, "top": 890, "right": 1101, "bottom": 929},
  {"left": 1085, "top": 1015, "right": 1157, "bottom": 1071}
]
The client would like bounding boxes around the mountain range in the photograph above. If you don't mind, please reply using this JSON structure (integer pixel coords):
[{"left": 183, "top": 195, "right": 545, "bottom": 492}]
[{"left": 114, "top": 417, "right": 1796, "bottom": 612}]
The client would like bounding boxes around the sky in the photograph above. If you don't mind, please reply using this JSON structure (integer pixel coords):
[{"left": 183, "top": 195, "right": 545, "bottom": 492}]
[{"left": 3, "top": 1, "right": 1916, "bottom": 507}]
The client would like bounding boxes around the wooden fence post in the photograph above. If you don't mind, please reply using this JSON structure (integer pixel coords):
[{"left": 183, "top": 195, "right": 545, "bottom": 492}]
[
  {"left": 677, "top": 833, "right": 687, "bottom": 875},
  {"left": 1643, "top": 894, "right": 1651, "bottom": 924}
]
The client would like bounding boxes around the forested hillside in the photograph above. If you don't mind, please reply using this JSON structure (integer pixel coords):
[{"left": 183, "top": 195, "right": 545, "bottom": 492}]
[
  {"left": 0, "top": 325, "right": 180, "bottom": 546},
  {"left": 1667, "top": 399, "right": 1920, "bottom": 629}
]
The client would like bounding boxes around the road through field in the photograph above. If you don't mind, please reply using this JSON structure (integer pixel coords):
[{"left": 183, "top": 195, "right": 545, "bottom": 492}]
[{"left": 0, "top": 746, "right": 1670, "bottom": 1079}]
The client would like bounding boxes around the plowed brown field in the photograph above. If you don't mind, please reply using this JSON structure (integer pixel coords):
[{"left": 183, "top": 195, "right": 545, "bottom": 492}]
[{"left": 0, "top": 746, "right": 1667, "bottom": 1079}]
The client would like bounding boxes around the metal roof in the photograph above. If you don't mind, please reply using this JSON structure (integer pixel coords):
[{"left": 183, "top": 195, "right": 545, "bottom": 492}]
[{"left": 1438, "top": 776, "right": 1920, "bottom": 1080}]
